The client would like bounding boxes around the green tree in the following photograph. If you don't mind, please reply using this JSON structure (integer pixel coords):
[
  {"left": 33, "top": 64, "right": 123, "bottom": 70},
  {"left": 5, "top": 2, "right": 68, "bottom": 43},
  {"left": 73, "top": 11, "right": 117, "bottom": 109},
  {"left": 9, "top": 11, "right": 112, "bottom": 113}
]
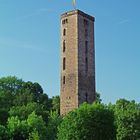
[
  {"left": 13, "top": 92, "right": 34, "bottom": 106},
  {"left": 95, "top": 92, "right": 102, "bottom": 103},
  {"left": 0, "top": 90, "right": 14, "bottom": 124},
  {"left": 38, "top": 93, "right": 51, "bottom": 111},
  {"left": 0, "top": 76, "right": 23, "bottom": 95},
  {"left": 52, "top": 96, "right": 60, "bottom": 113},
  {"left": 115, "top": 99, "right": 140, "bottom": 140},
  {"left": 9, "top": 102, "right": 49, "bottom": 124},
  {"left": 20, "top": 81, "right": 43, "bottom": 102},
  {"left": 7, "top": 116, "right": 29, "bottom": 140},
  {"left": 13, "top": 81, "right": 45, "bottom": 106},
  {"left": 0, "top": 76, "right": 49, "bottom": 107},
  {"left": 0, "top": 125, "right": 9, "bottom": 140},
  {"left": 27, "top": 112, "right": 47, "bottom": 140},
  {"left": 28, "top": 130, "right": 39, "bottom": 140},
  {"left": 57, "top": 103, "right": 116, "bottom": 140},
  {"left": 46, "top": 111, "right": 62, "bottom": 140},
  {"left": 7, "top": 112, "right": 47, "bottom": 140}
]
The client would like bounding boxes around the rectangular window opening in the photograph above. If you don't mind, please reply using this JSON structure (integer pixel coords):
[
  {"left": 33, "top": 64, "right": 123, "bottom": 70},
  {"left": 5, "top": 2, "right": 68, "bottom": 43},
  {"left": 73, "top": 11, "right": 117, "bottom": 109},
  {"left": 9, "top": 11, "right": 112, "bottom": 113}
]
[
  {"left": 63, "top": 76, "right": 66, "bottom": 84},
  {"left": 63, "top": 57, "right": 66, "bottom": 70},
  {"left": 63, "top": 40, "right": 66, "bottom": 52},
  {"left": 85, "top": 41, "right": 88, "bottom": 54},
  {"left": 85, "top": 57, "right": 88, "bottom": 74},
  {"left": 63, "top": 29, "right": 66, "bottom": 36}
]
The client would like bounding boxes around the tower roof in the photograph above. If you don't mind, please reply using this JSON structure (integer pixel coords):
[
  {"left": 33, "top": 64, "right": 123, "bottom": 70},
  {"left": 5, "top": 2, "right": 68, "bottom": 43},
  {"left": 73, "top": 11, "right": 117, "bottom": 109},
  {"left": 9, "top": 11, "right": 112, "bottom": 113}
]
[{"left": 61, "top": 9, "right": 95, "bottom": 21}]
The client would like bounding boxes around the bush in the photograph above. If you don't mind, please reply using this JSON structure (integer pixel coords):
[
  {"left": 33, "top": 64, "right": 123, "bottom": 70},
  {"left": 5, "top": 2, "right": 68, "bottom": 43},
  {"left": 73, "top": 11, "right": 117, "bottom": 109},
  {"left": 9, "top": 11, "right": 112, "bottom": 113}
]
[{"left": 57, "top": 103, "right": 116, "bottom": 140}]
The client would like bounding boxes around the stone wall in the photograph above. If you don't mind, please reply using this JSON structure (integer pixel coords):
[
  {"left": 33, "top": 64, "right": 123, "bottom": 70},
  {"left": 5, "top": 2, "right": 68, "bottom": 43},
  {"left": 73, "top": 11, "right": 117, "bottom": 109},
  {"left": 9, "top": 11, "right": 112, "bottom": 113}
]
[{"left": 60, "top": 10, "right": 96, "bottom": 115}]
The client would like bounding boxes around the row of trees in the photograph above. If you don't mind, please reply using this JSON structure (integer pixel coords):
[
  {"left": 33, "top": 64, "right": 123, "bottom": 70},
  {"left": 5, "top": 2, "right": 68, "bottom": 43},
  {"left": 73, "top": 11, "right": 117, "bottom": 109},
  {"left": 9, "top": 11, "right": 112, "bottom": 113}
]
[
  {"left": 0, "top": 76, "right": 140, "bottom": 140},
  {"left": 0, "top": 76, "right": 60, "bottom": 139},
  {"left": 58, "top": 100, "right": 140, "bottom": 140}
]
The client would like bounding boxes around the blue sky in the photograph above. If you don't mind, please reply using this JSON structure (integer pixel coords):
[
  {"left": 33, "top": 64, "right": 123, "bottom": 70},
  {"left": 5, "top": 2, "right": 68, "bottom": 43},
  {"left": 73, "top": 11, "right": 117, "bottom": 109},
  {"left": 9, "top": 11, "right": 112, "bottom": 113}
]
[{"left": 0, "top": 0, "right": 140, "bottom": 103}]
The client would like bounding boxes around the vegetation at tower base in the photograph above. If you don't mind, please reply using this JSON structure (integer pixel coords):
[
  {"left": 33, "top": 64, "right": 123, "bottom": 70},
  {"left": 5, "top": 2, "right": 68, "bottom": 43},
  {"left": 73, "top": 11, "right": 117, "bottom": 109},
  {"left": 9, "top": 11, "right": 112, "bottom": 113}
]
[
  {"left": 1, "top": 76, "right": 140, "bottom": 140},
  {"left": 51, "top": 96, "right": 60, "bottom": 114},
  {"left": 95, "top": 92, "right": 102, "bottom": 103},
  {"left": 57, "top": 103, "right": 116, "bottom": 140},
  {"left": 46, "top": 111, "right": 62, "bottom": 140}
]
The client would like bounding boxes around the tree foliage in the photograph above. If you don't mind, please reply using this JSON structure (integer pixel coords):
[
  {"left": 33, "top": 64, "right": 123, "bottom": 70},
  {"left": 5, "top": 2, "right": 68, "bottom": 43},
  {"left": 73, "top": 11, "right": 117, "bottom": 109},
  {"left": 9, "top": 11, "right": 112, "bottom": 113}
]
[
  {"left": 28, "top": 129, "right": 40, "bottom": 140},
  {"left": 7, "top": 112, "right": 47, "bottom": 140},
  {"left": 7, "top": 116, "right": 29, "bottom": 140},
  {"left": 9, "top": 102, "right": 49, "bottom": 124},
  {"left": 0, "top": 125, "right": 9, "bottom": 140},
  {"left": 46, "top": 111, "right": 62, "bottom": 140},
  {"left": 0, "top": 90, "right": 14, "bottom": 124},
  {"left": 58, "top": 103, "right": 116, "bottom": 140},
  {"left": 27, "top": 112, "right": 47, "bottom": 140},
  {"left": 0, "top": 76, "right": 51, "bottom": 124},
  {"left": 1, "top": 76, "right": 140, "bottom": 140},
  {"left": 52, "top": 96, "right": 60, "bottom": 113},
  {"left": 0, "top": 76, "right": 23, "bottom": 95},
  {"left": 115, "top": 99, "right": 140, "bottom": 140},
  {"left": 95, "top": 92, "right": 102, "bottom": 103}
]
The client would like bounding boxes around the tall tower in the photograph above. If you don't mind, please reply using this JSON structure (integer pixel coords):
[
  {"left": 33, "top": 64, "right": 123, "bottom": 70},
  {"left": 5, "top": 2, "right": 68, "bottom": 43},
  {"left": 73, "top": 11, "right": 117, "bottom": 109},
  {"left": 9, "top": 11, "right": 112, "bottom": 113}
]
[{"left": 60, "top": 10, "right": 96, "bottom": 115}]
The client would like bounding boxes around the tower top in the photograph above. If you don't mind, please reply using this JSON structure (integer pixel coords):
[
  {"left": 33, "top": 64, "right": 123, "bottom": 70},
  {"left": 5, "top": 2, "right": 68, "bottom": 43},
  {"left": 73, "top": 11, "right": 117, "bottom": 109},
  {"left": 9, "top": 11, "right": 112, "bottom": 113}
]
[{"left": 61, "top": 9, "right": 95, "bottom": 22}]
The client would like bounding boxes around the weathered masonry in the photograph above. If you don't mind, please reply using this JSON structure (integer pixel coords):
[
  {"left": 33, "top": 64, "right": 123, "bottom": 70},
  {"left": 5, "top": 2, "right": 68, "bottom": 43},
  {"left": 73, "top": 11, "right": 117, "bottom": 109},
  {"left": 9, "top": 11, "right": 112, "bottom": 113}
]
[{"left": 60, "top": 10, "right": 96, "bottom": 115}]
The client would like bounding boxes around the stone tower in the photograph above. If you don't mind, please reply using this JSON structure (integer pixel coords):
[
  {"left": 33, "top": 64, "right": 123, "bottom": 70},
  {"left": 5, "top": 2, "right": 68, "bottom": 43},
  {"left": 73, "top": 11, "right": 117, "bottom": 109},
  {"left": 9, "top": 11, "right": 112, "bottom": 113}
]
[{"left": 60, "top": 10, "right": 96, "bottom": 115}]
